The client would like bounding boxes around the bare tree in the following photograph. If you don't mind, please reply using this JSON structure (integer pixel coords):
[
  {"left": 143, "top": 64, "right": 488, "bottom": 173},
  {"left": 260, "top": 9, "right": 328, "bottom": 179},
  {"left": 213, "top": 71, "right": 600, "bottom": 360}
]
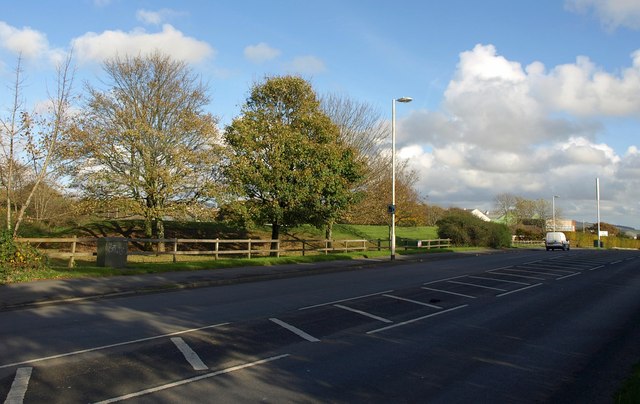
[
  {"left": 494, "top": 193, "right": 517, "bottom": 229},
  {"left": 12, "top": 54, "right": 75, "bottom": 237},
  {"left": 0, "top": 55, "right": 28, "bottom": 232}
]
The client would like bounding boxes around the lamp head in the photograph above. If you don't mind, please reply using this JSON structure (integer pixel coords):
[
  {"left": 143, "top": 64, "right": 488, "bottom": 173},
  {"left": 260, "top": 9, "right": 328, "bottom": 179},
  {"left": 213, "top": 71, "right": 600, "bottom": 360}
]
[{"left": 396, "top": 97, "right": 413, "bottom": 103}]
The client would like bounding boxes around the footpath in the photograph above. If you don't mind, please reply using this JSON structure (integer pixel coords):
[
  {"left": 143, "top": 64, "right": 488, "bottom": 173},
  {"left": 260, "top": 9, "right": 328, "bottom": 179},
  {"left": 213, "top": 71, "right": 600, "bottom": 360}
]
[{"left": 0, "top": 252, "right": 474, "bottom": 311}]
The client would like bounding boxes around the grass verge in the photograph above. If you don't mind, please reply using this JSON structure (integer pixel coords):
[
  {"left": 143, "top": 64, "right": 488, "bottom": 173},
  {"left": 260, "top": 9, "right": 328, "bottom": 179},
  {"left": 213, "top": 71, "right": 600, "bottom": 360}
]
[
  {"left": 614, "top": 361, "right": 640, "bottom": 403},
  {"left": 5, "top": 247, "right": 462, "bottom": 284}
]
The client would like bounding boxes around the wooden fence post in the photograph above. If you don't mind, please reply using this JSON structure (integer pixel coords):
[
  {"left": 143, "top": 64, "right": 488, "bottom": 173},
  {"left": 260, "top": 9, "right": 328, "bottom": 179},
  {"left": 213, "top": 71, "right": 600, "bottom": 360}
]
[
  {"left": 248, "top": 239, "right": 252, "bottom": 259},
  {"left": 68, "top": 235, "right": 77, "bottom": 268},
  {"left": 302, "top": 240, "right": 306, "bottom": 256},
  {"left": 215, "top": 238, "right": 219, "bottom": 260},
  {"left": 172, "top": 238, "right": 178, "bottom": 263}
]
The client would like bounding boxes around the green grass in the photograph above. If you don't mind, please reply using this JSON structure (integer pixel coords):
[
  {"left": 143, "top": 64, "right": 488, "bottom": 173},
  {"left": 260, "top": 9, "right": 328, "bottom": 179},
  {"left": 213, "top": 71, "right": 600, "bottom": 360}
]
[
  {"left": 20, "top": 248, "right": 446, "bottom": 282},
  {"left": 334, "top": 224, "right": 438, "bottom": 240},
  {"left": 614, "top": 361, "right": 640, "bottom": 403}
]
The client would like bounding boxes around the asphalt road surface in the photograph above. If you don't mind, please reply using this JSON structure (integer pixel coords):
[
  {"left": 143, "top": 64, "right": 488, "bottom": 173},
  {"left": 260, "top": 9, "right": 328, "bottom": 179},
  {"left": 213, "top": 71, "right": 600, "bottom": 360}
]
[{"left": 1, "top": 249, "right": 639, "bottom": 403}]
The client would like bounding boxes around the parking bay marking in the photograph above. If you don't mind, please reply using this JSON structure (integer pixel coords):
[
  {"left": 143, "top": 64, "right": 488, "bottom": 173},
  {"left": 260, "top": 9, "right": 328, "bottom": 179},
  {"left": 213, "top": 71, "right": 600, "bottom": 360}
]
[
  {"left": 298, "top": 290, "right": 394, "bottom": 311},
  {"left": 367, "top": 305, "right": 468, "bottom": 334},
  {"left": 421, "top": 286, "right": 477, "bottom": 299},
  {"left": 170, "top": 337, "right": 208, "bottom": 371},
  {"left": 487, "top": 270, "right": 546, "bottom": 281},
  {"left": 447, "top": 280, "right": 507, "bottom": 292},
  {"left": 269, "top": 318, "right": 320, "bottom": 342},
  {"left": 93, "top": 354, "right": 290, "bottom": 404},
  {"left": 334, "top": 304, "right": 393, "bottom": 323},
  {"left": 4, "top": 367, "right": 32, "bottom": 404},
  {"left": 496, "top": 283, "right": 543, "bottom": 297},
  {"left": 382, "top": 294, "right": 442, "bottom": 309},
  {"left": 468, "top": 275, "right": 530, "bottom": 286},
  {"left": 0, "top": 322, "right": 230, "bottom": 370}
]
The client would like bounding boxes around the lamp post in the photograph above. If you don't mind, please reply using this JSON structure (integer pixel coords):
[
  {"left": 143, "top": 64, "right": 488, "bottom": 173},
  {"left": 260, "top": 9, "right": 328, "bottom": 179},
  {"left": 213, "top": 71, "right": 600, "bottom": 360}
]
[
  {"left": 552, "top": 195, "right": 559, "bottom": 231},
  {"left": 391, "top": 97, "right": 412, "bottom": 261}
]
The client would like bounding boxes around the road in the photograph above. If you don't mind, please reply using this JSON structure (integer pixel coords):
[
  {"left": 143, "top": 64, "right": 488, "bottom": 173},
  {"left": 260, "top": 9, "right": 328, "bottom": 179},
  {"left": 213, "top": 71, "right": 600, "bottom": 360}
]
[{"left": 1, "top": 249, "right": 639, "bottom": 403}]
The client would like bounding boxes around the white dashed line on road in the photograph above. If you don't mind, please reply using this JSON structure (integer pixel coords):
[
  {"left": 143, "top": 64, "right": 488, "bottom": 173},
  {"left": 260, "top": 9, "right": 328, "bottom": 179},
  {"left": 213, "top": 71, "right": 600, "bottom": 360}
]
[
  {"left": 421, "top": 286, "right": 477, "bottom": 299},
  {"left": 298, "top": 290, "right": 394, "bottom": 310},
  {"left": 270, "top": 318, "right": 320, "bottom": 342},
  {"left": 4, "top": 367, "right": 32, "bottom": 404},
  {"left": 496, "top": 283, "right": 543, "bottom": 297},
  {"left": 93, "top": 354, "right": 290, "bottom": 404},
  {"left": 447, "top": 280, "right": 507, "bottom": 292},
  {"left": 334, "top": 304, "right": 393, "bottom": 323},
  {"left": 170, "top": 337, "right": 208, "bottom": 371},
  {"left": 367, "top": 305, "right": 468, "bottom": 334},
  {"left": 382, "top": 294, "right": 443, "bottom": 309}
]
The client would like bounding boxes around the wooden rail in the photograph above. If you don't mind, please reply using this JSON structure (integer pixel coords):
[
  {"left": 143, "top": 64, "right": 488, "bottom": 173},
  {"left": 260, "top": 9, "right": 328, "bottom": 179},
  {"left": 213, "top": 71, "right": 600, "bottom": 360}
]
[{"left": 15, "top": 236, "right": 451, "bottom": 267}]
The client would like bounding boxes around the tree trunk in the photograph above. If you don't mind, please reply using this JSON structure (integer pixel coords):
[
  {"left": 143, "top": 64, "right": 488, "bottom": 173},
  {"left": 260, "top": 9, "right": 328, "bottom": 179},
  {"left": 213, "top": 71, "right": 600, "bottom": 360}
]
[
  {"left": 144, "top": 215, "right": 153, "bottom": 251},
  {"left": 270, "top": 222, "right": 280, "bottom": 257},
  {"left": 156, "top": 217, "right": 165, "bottom": 252},
  {"left": 325, "top": 221, "right": 333, "bottom": 249}
]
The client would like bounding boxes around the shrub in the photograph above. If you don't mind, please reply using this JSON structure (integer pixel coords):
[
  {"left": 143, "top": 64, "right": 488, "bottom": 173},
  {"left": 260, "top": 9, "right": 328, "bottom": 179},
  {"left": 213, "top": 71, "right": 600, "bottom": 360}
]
[
  {"left": 0, "top": 230, "right": 49, "bottom": 284},
  {"left": 436, "top": 210, "right": 511, "bottom": 248}
]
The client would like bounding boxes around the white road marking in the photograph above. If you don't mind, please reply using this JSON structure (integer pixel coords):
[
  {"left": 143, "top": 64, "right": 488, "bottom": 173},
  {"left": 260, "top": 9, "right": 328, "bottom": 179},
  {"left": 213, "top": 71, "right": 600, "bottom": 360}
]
[
  {"left": 589, "top": 265, "right": 604, "bottom": 271},
  {"left": 170, "top": 337, "right": 208, "bottom": 371},
  {"left": 556, "top": 272, "right": 581, "bottom": 280},
  {"left": 611, "top": 260, "right": 623, "bottom": 265},
  {"left": 487, "top": 270, "right": 546, "bottom": 281},
  {"left": 499, "top": 268, "right": 561, "bottom": 277},
  {"left": 382, "top": 294, "right": 442, "bottom": 309},
  {"left": 367, "top": 305, "right": 468, "bottom": 334},
  {"left": 4, "top": 367, "right": 32, "bottom": 404},
  {"left": 447, "top": 280, "right": 507, "bottom": 292},
  {"left": 421, "top": 286, "right": 476, "bottom": 299},
  {"left": 298, "top": 290, "right": 394, "bottom": 310},
  {"left": 469, "top": 275, "right": 530, "bottom": 285},
  {"left": 93, "top": 354, "right": 290, "bottom": 404},
  {"left": 496, "top": 283, "right": 543, "bottom": 297},
  {"left": 0, "top": 322, "right": 229, "bottom": 370},
  {"left": 269, "top": 318, "right": 320, "bottom": 342},
  {"left": 423, "top": 275, "right": 466, "bottom": 285},
  {"left": 334, "top": 304, "right": 393, "bottom": 323},
  {"left": 518, "top": 264, "right": 575, "bottom": 274}
]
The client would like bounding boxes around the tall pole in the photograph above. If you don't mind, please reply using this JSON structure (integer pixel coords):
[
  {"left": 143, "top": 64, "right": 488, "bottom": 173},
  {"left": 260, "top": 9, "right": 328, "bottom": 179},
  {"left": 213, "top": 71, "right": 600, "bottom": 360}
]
[
  {"left": 552, "top": 195, "right": 559, "bottom": 231},
  {"left": 391, "top": 99, "right": 396, "bottom": 260},
  {"left": 596, "top": 178, "right": 601, "bottom": 248},
  {"left": 390, "top": 97, "right": 412, "bottom": 261}
]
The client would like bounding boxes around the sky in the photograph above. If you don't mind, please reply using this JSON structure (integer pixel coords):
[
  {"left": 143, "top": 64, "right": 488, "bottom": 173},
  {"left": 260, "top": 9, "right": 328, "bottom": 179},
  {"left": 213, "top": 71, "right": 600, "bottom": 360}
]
[{"left": 2, "top": 0, "right": 640, "bottom": 228}]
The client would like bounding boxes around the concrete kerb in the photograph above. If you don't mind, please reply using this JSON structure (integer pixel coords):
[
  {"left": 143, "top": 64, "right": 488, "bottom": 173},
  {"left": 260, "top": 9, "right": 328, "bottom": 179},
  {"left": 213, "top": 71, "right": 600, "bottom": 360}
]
[{"left": 0, "top": 251, "right": 487, "bottom": 311}]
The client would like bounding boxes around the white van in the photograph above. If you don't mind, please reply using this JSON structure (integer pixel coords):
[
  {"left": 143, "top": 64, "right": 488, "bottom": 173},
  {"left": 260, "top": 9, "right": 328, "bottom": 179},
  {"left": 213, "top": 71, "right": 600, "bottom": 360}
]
[{"left": 545, "top": 232, "right": 570, "bottom": 251}]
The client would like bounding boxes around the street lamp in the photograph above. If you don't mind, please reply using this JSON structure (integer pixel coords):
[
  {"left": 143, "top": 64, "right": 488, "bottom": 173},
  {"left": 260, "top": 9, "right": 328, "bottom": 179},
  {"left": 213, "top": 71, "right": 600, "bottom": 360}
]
[
  {"left": 552, "top": 195, "right": 559, "bottom": 231},
  {"left": 391, "top": 97, "right": 412, "bottom": 261}
]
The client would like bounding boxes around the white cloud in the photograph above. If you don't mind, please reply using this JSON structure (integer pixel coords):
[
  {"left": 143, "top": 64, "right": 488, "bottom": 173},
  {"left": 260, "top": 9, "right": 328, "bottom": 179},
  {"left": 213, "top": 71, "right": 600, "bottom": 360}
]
[
  {"left": 136, "top": 8, "right": 185, "bottom": 25},
  {"left": 0, "top": 21, "right": 49, "bottom": 58},
  {"left": 566, "top": 0, "right": 640, "bottom": 30},
  {"left": 71, "top": 24, "right": 214, "bottom": 64},
  {"left": 286, "top": 55, "right": 326, "bottom": 75},
  {"left": 244, "top": 42, "right": 281, "bottom": 64},
  {"left": 394, "top": 43, "right": 640, "bottom": 227}
]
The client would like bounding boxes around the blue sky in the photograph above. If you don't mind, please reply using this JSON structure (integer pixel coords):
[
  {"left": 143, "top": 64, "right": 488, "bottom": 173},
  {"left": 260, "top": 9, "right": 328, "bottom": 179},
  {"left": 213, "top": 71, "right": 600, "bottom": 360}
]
[{"left": 2, "top": 0, "right": 640, "bottom": 228}]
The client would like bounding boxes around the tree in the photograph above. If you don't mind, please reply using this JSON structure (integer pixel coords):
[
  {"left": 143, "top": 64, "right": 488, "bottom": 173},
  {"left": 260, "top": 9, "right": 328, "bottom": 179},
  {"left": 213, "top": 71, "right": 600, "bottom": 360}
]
[
  {"left": 0, "top": 55, "right": 30, "bottom": 233},
  {"left": 67, "top": 52, "right": 222, "bottom": 246},
  {"left": 493, "top": 193, "right": 517, "bottom": 229},
  {"left": 224, "top": 75, "right": 363, "bottom": 251},
  {"left": 1, "top": 54, "right": 76, "bottom": 237}
]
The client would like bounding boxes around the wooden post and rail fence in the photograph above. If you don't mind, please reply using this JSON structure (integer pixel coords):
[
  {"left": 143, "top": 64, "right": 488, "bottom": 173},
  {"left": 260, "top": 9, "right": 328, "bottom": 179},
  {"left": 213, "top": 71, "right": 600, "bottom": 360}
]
[{"left": 14, "top": 236, "right": 452, "bottom": 268}]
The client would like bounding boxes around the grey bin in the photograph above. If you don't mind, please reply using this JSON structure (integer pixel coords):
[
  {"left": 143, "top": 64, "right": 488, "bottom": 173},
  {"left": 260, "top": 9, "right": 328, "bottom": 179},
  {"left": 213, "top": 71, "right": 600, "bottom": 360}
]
[
  {"left": 97, "top": 238, "right": 128, "bottom": 268},
  {"left": 593, "top": 240, "right": 604, "bottom": 248}
]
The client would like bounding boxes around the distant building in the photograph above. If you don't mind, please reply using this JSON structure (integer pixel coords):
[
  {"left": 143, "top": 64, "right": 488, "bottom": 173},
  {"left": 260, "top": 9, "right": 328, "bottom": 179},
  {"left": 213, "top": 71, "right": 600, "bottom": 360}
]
[
  {"left": 470, "top": 209, "right": 491, "bottom": 222},
  {"left": 546, "top": 219, "right": 575, "bottom": 232}
]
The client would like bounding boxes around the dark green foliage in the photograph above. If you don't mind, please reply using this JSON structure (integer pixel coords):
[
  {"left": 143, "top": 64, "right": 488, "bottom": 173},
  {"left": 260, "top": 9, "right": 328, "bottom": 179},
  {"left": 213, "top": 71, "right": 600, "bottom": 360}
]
[
  {"left": 436, "top": 209, "right": 511, "bottom": 248},
  {"left": 0, "top": 230, "right": 49, "bottom": 284}
]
